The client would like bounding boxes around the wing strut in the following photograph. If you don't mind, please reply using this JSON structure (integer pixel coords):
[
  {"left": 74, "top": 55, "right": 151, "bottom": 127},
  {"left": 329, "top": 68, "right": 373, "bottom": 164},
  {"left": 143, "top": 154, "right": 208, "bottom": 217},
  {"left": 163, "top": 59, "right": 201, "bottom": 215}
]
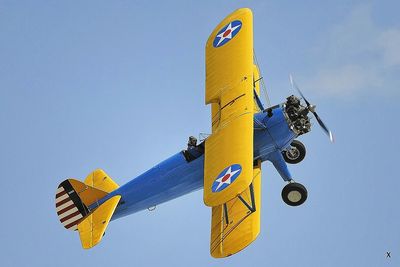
[
  {"left": 237, "top": 183, "right": 256, "bottom": 213},
  {"left": 223, "top": 203, "right": 229, "bottom": 225},
  {"left": 223, "top": 182, "right": 256, "bottom": 227},
  {"left": 253, "top": 89, "right": 265, "bottom": 111}
]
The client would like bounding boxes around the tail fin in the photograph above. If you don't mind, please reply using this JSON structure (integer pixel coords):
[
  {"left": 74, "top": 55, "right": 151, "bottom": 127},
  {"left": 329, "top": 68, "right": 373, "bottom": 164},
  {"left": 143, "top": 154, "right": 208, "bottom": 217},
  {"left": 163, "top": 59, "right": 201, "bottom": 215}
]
[
  {"left": 55, "top": 170, "right": 120, "bottom": 248},
  {"left": 56, "top": 179, "right": 105, "bottom": 230}
]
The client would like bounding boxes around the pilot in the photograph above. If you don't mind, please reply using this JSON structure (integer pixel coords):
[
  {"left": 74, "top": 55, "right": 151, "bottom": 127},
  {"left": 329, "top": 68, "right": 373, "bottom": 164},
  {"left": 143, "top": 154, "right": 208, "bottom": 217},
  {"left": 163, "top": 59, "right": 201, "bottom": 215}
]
[
  {"left": 187, "top": 136, "right": 197, "bottom": 149},
  {"left": 186, "top": 136, "right": 203, "bottom": 160}
]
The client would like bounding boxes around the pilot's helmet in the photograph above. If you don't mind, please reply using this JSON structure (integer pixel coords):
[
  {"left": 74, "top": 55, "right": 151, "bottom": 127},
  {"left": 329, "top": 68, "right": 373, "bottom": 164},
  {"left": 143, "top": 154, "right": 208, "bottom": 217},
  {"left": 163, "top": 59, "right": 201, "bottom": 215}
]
[{"left": 188, "top": 136, "right": 197, "bottom": 146}]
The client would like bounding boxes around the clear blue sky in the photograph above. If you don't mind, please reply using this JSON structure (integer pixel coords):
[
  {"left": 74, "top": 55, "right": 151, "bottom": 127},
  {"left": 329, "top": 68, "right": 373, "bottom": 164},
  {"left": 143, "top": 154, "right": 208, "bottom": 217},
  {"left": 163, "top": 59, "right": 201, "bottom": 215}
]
[{"left": 1, "top": 1, "right": 399, "bottom": 266}]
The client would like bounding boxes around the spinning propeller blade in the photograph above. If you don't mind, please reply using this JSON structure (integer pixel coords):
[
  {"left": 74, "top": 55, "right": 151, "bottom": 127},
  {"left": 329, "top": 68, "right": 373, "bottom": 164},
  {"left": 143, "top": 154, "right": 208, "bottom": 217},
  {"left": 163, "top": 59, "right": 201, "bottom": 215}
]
[{"left": 289, "top": 74, "right": 334, "bottom": 143}]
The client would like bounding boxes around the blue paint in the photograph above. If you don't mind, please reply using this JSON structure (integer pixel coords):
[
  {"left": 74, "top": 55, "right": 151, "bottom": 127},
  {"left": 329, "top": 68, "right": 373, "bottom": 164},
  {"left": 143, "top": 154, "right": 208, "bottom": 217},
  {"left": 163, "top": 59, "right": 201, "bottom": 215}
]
[
  {"left": 106, "top": 152, "right": 204, "bottom": 220},
  {"left": 99, "top": 106, "right": 300, "bottom": 221},
  {"left": 268, "top": 151, "right": 293, "bottom": 182},
  {"left": 254, "top": 107, "right": 297, "bottom": 162}
]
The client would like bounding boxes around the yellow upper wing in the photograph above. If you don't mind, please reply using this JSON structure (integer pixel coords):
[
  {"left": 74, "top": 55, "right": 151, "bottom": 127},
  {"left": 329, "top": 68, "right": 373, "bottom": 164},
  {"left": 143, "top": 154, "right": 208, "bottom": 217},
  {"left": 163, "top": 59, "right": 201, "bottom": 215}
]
[{"left": 204, "top": 8, "right": 254, "bottom": 207}]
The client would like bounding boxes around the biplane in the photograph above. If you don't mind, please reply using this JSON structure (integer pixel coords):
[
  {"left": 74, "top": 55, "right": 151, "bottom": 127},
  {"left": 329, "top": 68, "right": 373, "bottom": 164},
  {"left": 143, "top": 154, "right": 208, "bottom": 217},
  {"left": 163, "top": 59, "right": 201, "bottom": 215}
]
[{"left": 55, "top": 8, "right": 333, "bottom": 257}]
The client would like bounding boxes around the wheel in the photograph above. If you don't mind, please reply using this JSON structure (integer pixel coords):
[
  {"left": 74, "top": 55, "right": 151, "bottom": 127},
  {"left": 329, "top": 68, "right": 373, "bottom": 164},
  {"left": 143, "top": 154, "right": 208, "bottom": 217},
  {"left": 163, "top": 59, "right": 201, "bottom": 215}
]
[
  {"left": 281, "top": 182, "right": 307, "bottom": 206},
  {"left": 282, "top": 140, "right": 306, "bottom": 164}
]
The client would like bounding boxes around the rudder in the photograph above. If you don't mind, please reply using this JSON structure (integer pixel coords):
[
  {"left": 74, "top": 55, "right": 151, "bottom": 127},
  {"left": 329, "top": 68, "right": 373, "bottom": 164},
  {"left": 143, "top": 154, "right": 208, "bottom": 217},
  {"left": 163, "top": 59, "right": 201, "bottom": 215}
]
[
  {"left": 55, "top": 179, "right": 109, "bottom": 230},
  {"left": 56, "top": 180, "right": 90, "bottom": 231}
]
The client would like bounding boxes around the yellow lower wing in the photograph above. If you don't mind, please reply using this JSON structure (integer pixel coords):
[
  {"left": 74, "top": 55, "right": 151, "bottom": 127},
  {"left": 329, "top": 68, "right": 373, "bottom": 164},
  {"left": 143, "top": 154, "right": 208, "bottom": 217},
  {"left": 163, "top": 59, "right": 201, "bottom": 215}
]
[
  {"left": 78, "top": 195, "right": 121, "bottom": 249},
  {"left": 210, "top": 162, "right": 261, "bottom": 258}
]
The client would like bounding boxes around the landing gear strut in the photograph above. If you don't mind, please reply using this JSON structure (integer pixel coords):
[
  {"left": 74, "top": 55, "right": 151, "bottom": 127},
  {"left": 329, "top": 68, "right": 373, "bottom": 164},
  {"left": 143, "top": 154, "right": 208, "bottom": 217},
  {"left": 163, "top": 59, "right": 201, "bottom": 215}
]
[{"left": 281, "top": 182, "right": 307, "bottom": 206}]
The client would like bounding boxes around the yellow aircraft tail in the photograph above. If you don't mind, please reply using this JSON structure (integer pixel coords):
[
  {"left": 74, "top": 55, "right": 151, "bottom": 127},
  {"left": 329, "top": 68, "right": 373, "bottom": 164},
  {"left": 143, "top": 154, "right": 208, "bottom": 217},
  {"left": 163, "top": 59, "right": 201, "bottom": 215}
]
[{"left": 55, "top": 169, "right": 120, "bottom": 249}]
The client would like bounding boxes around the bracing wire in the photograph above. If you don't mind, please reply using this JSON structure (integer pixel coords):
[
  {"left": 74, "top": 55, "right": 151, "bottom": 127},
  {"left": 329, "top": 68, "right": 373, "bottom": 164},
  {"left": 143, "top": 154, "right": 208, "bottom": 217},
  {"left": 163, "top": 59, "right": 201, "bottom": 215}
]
[{"left": 253, "top": 50, "right": 271, "bottom": 107}]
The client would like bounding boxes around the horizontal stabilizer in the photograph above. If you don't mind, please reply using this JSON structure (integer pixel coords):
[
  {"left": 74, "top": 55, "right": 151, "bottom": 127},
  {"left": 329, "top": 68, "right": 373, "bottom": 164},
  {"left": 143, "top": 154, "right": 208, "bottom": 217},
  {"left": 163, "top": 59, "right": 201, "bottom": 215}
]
[
  {"left": 78, "top": 195, "right": 121, "bottom": 249},
  {"left": 84, "top": 169, "right": 119, "bottom": 193}
]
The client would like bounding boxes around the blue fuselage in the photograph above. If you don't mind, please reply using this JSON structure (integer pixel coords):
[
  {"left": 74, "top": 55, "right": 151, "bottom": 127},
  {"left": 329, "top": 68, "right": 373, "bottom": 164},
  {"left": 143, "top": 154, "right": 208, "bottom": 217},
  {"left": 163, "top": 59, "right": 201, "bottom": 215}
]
[{"left": 101, "top": 106, "right": 297, "bottom": 221}]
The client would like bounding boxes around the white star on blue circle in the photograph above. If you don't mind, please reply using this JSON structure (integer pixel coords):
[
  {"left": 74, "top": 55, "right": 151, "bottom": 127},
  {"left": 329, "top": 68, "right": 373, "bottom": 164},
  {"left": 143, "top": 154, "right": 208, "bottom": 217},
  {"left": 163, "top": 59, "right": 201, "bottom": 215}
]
[
  {"left": 211, "top": 164, "right": 242, "bottom": 192},
  {"left": 213, "top": 20, "right": 242, "bottom": 48}
]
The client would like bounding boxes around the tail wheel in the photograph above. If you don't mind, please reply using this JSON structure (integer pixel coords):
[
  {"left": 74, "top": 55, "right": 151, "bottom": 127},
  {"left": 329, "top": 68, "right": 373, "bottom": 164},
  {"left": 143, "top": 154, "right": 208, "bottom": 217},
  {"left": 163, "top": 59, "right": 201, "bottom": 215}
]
[
  {"left": 282, "top": 182, "right": 307, "bottom": 206},
  {"left": 283, "top": 140, "right": 306, "bottom": 164}
]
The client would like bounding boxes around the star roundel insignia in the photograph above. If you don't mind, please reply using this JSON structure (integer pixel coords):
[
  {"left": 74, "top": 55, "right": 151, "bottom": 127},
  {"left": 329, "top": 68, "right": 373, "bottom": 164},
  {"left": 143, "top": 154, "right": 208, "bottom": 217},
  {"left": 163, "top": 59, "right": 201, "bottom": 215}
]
[
  {"left": 213, "top": 20, "right": 242, "bottom": 48},
  {"left": 211, "top": 164, "right": 242, "bottom": 193}
]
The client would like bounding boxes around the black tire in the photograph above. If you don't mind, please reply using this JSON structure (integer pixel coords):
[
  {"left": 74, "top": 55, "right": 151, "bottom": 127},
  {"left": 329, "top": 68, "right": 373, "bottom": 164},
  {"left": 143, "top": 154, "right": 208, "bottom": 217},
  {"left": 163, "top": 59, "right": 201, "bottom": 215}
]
[
  {"left": 281, "top": 182, "right": 307, "bottom": 206},
  {"left": 282, "top": 140, "right": 306, "bottom": 164}
]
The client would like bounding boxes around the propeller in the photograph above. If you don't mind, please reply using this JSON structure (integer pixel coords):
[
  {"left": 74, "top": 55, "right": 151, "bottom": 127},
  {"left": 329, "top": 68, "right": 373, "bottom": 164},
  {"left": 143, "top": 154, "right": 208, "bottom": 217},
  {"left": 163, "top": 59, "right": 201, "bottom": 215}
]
[{"left": 289, "top": 74, "right": 334, "bottom": 143}]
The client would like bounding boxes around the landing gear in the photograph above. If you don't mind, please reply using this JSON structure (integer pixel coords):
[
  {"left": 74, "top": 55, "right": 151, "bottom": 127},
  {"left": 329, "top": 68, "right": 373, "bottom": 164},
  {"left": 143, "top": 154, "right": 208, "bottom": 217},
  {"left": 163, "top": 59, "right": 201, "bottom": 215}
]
[
  {"left": 281, "top": 182, "right": 307, "bottom": 206},
  {"left": 282, "top": 140, "right": 306, "bottom": 164}
]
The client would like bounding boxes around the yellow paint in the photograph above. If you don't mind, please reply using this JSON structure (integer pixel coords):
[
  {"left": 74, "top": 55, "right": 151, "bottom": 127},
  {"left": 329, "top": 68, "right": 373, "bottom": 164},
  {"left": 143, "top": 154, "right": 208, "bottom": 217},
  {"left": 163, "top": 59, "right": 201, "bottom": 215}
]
[
  {"left": 78, "top": 195, "right": 121, "bottom": 249},
  {"left": 84, "top": 169, "right": 119, "bottom": 193},
  {"left": 68, "top": 179, "right": 108, "bottom": 207},
  {"left": 210, "top": 161, "right": 261, "bottom": 258},
  {"left": 204, "top": 8, "right": 264, "bottom": 257},
  {"left": 204, "top": 8, "right": 254, "bottom": 207}
]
